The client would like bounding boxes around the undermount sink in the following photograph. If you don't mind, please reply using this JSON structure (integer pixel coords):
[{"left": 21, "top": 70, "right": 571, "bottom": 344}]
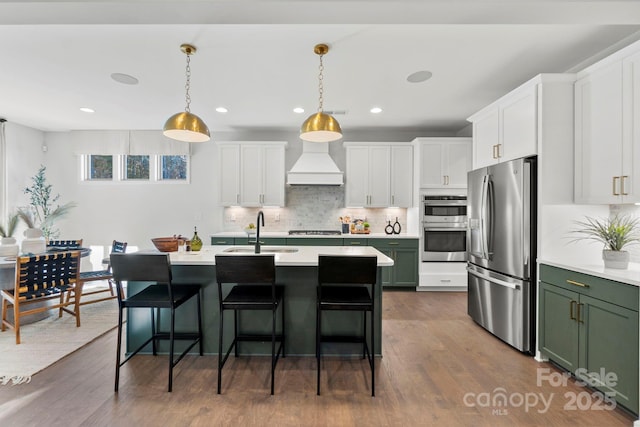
[{"left": 223, "top": 247, "right": 299, "bottom": 254}]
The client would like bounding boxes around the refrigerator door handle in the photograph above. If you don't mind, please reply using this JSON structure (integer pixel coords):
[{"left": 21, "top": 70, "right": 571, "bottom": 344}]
[
  {"left": 480, "top": 174, "right": 489, "bottom": 259},
  {"left": 486, "top": 175, "right": 494, "bottom": 259},
  {"left": 467, "top": 267, "right": 520, "bottom": 290}
]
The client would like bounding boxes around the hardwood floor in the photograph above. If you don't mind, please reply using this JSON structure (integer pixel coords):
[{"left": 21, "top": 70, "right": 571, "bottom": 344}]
[{"left": 0, "top": 291, "right": 636, "bottom": 426}]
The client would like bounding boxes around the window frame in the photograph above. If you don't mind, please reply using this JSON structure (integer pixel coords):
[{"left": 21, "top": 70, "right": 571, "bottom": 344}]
[{"left": 80, "top": 154, "right": 190, "bottom": 184}]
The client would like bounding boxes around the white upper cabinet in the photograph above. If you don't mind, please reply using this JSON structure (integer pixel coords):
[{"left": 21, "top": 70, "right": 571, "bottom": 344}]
[
  {"left": 468, "top": 74, "right": 574, "bottom": 169},
  {"left": 217, "top": 141, "right": 287, "bottom": 207},
  {"left": 390, "top": 145, "right": 414, "bottom": 206},
  {"left": 218, "top": 144, "right": 241, "bottom": 206},
  {"left": 344, "top": 142, "right": 413, "bottom": 208},
  {"left": 417, "top": 137, "right": 471, "bottom": 189},
  {"left": 575, "top": 42, "right": 640, "bottom": 204}
]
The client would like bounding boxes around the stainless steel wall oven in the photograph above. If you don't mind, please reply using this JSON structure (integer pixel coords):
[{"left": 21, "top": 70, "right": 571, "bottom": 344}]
[{"left": 422, "top": 195, "right": 467, "bottom": 262}]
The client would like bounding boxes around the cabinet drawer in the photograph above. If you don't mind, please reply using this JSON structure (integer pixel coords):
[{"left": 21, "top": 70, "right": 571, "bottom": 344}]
[
  {"left": 540, "top": 264, "right": 639, "bottom": 311},
  {"left": 368, "top": 238, "right": 418, "bottom": 250},
  {"left": 287, "top": 238, "right": 343, "bottom": 246},
  {"left": 344, "top": 238, "right": 368, "bottom": 246},
  {"left": 210, "top": 238, "right": 236, "bottom": 245}
]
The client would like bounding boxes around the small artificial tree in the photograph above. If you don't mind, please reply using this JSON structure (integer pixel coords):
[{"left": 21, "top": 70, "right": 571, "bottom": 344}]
[
  {"left": 18, "top": 165, "right": 76, "bottom": 240},
  {"left": 0, "top": 212, "right": 19, "bottom": 238}
]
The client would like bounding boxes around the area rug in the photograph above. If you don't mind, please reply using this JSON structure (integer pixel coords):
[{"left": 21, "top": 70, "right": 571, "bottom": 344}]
[{"left": 0, "top": 291, "right": 119, "bottom": 385}]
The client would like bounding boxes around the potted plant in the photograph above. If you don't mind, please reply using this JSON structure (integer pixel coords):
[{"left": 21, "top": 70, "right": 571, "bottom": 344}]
[
  {"left": 18, "top": 165, "right": 76, "bottom": 241},
  {"left": 570, "top": 214, "right": 640, "bottom": 269},
  {"left": 0, "top": 212, "right": 20, "bottom": 256}
]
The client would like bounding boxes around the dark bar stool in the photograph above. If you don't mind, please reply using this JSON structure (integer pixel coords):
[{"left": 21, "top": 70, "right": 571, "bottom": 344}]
[
  {"left": 110, "top": 253, "right": 203, "bottom": 392},
  {"left": 74, "top": 240, "right": 127, "bottom": 305},
  {"left": 316, "top": 255, "right": 377, "bottom": 396},
  {"left": 215, "top": 254, "right": 285, "bottom": 395}
]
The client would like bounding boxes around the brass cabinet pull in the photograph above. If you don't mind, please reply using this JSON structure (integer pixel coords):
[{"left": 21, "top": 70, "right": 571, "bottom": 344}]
[
  {"left": 577, "top": 303, "right": 584, "bottom": 323},
  {"left": 349, "top": 241, "right": 361, "bottom": 245},
  {"left": 443, "top": 175, "right": 447, "bottom": 185},
  {"left": 236, "top": 194, "right": 240, "bottom": 204},
  {"left": 569, "top": 300, "right": 577, "bottom": 320},
  {"left": 566, "top": 279, "right": 589, "bottom": 288},
  {"left": 492, "top": 145, "right": 498, "bottom": 159},
  {"left": 613, "top": 176, "right": 620, "bottom": 195},
  {"left": 389, "top": 242, "right": 399, "bottom": 245},
  {"left": 622, "top": 175, "right": 629, "bottom": 195},
  {"left": 391, "top": 195, "right": 395, "bottom": 205},
  {"left": 446, "top": 175, "right": 450, "bottom": 185},
  {"left": 496, "top": 144, "right": 502, "bottom": 158}
]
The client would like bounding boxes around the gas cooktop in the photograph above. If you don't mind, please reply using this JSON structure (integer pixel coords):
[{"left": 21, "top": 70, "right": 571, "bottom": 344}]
[{"left": 288, "top": 230, "right": 342, "bottom": 236}]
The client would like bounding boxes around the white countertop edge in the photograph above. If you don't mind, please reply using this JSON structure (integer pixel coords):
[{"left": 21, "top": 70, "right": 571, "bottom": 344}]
[
  {"left": 170, "top": 245, "right": 394, "bottom": 267},
  {"left": 538, "top": 258, "right": 640, "bottom": 287},
  {"left": 210, "top": 232, "right": 419, "bottom": 239}
]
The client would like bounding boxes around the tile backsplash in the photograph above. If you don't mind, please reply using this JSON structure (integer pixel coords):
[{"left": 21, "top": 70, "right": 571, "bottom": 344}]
[{"left": 223, "top": 186, "right": 407, "bottom": 234}]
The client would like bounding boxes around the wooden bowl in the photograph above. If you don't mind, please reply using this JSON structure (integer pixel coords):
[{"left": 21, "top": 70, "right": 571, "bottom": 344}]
[{"left": 151, "top": 237, "right": 180, "bottom": 252}]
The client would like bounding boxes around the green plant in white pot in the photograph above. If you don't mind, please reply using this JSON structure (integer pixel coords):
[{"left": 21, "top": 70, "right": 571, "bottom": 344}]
[
  {"left": 18, "top": 165, "right": 76, "bottom": 241},
  {"left": 570, "top": 214, "right": 640, "bottom": 269}
]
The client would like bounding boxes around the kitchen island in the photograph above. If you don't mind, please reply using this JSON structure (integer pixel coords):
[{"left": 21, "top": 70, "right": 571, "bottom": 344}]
[{"left": 126, "top": 245, "right": 393, "bottom": 357}]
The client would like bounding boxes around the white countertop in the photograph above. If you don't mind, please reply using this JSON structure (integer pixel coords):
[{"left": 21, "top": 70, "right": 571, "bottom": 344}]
[
  {"left": 170, "top": 244, "right": 395, "bottom": 267},
  {"left": 538, "top": 258, "right": 640, "bottom": 287},
  {"left": 211, "top": 231, "right": 419, "bottom": 239}
]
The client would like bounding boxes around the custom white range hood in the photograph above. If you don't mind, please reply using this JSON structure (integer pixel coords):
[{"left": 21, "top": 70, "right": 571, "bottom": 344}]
[{"left": 287, "top": 141, "right": 343, "bottom": 185}]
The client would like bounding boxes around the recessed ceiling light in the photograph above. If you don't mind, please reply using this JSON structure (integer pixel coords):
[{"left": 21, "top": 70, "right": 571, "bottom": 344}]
[
  {"left": 406, "top": 70, "right": 433, "bottom": 83},
  {"left": 216, "top": 107, "right": 228, "bottom": 113},
  {"left": 79, "top": 107, "right": 95, "bottom": 113},
  {"left": 293, "top": 107, "right": 305, "bottom": 114},
  {"left": 110, "top": 73, "right": 139, "bottom": 85},
  {"left": 370, "top": 107, "right": 382, "bottom": 114}
]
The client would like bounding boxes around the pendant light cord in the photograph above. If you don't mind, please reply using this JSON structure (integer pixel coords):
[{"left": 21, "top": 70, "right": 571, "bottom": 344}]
[
  {"left": 184, "top": 53, "right": 192, "bottom": 113},
  {"left": 317, "top": 54, "right": 324, "bottom": 113}
]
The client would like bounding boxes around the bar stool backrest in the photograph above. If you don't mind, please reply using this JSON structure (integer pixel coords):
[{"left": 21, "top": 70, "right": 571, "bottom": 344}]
[
  {"left": 110, "top": 253, "right": 173, "bottom": 302},
  {"left": 215, "top": 255, "right": 275, "bottom": 284},
  {"left": 318, "top": 255, "right": 377, "bottom": 285}
]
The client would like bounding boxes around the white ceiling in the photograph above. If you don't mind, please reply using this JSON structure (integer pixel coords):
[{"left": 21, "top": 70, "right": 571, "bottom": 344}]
[{"left": 1, "top": 1, "right": 640, "bottom": 137}]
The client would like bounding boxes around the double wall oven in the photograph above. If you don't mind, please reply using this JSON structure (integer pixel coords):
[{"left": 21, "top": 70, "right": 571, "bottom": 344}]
[{"left": 422, "top": 195, "right": 467, "bottom": 262}]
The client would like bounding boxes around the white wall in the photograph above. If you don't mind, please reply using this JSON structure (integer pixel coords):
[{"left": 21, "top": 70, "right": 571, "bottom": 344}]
[
  {"left": 4, "top": 122, "right": 45, "bottom": 238},
  {"left": 18, "top": 127, "right": 447, "bottom": 250}
]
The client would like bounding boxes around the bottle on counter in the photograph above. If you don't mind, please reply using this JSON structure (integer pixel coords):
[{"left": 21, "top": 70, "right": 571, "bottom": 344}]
[{"left": 190, "top": 226, "right": 203, "bottom": 251}]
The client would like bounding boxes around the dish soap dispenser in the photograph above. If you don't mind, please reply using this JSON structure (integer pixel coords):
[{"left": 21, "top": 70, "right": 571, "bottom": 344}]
[{"left": 190, "top": 226, "right": 203, "bottom": 251}]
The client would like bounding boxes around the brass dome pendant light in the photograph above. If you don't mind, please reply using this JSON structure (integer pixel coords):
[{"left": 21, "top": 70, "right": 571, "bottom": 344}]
[
  {"left": 300, "top": 43, "right": 342, "bottom": 142},
  {"left": 163, "top": 43, "right": 211, "bottom": 143}
]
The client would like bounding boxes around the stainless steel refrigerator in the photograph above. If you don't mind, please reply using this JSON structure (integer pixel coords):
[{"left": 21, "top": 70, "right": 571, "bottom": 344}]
[{"left": 467, "top": 156, "right": 536, "bottom": 354}]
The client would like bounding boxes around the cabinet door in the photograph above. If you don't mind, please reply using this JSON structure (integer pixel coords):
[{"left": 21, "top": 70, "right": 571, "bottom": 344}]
[
  {"left": 420, "top": 142, "right": 446, "bottom": 187},
  {"left": 368, "top": 146, "right": 391, "bottom": 207},
  {"left": 345, "top": 146, "right": 370, "bottom": 207},
  {"left": 501, "top": 88, "right": 537, "bottom": 162},
  {"left": 390, "top": 145, "right": 413, "bottom": 207},
  {"left": 239, "top": 145, "right": 264, "bottom": 206},
  {"left": 218, "top": 145, "right": 240, "bottom": 206},
  {"left": 579, "top": 294, "right": 639, "bottom": 413},
  {"left": 392, "top": 248, "right": 419, "bottom": 286},
  {"left": 446, "top": 141, "right": 472, "bottom": 188},
  {"left": 622, "top": 51, "right": 640, "bottom": 203},
  {"left": 473, "top": 109, "right": 500, "bottom": 168},
  {"left": 574, "top": 61, "right": 624, "bottom": 204},
  {"left": 262, "top": 145, "right": 285, "bottom": 206},
  {"left": 539, "top": 282, "right": 580, "bottom": 373}
]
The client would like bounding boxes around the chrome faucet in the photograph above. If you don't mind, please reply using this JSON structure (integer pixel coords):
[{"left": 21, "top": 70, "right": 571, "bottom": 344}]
[{"left": 255, "top": 210, "right": 265, "bottom": 254}]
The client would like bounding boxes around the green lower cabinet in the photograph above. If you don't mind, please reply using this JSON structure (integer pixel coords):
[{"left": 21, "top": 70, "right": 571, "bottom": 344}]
[
  {"left": 368, "top": 238, "right": 418, "bottom": 288},
  {"left": 287, "top": 238, "right": 343, "bottom": 246},
  {"left": 210, "top": 237, "right": 236, "bottom": 245},
  {"left": 539, "top": 282, "right": 580, "bottom": 372},
  {"left": 539, "top": 264, "right": 639, "bottom": 414}
]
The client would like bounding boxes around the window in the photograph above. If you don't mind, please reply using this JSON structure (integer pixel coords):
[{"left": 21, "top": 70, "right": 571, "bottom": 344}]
[
  {"left": 160, "top": 155, "right": 187, "bottom": 180},
  {"left": 124, "top": 155, "right": 150, "bottom": 180},
  {"left": 88, "top": 155, "right": 113, "bottom": 180},
  {"left": 81, "top": 154, "right": 189, "bottom": 183}
]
